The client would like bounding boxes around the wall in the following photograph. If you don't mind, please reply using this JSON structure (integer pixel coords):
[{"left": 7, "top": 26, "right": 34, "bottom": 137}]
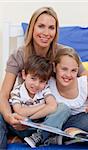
[
  {"left": 1, "top": 1, "right": 88, "bottom": 25},
  {"left": 0, "top": 0, "right": 88, "bottom": 86}
]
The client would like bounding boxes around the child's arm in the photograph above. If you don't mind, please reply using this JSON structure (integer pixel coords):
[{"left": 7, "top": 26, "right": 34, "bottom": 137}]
[
  {"left": 30, "top": 95, "right": 57, "bottom": 120},
  {"left": 10, "top": 84, "right": 46, "bottom": 117},
  {"left": 12, "top": 103, "right": 46, "bottom": 117}
]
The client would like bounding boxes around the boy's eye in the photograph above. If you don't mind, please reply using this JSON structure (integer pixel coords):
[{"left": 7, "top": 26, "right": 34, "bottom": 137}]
[
  {"left": 40, "top": 80, "right": 45, "bottom": 83},
  {"left": 40, "top": 80, "right": 47, "bottom": 84},
  {"left": 31, "top": 77, "right": 36, "bottom": 80}
]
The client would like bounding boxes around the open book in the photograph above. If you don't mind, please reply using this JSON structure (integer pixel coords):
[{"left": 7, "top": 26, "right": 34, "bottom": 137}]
[{"left": 21, "top": 119, "right": 88, "bottom": 144}]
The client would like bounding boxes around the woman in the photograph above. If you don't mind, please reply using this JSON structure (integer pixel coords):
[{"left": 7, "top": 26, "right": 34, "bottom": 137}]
[
  {"left": 49, "top": 47, "right": 88, "bottom": 132},
  {"left": 0, "top": 7, "right": 87, "bottom": 148}
]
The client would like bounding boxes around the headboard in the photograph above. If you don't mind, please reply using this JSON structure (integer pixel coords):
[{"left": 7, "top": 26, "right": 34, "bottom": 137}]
[{"left": 2, "top": 22, "right": 24, "bottom": 79}]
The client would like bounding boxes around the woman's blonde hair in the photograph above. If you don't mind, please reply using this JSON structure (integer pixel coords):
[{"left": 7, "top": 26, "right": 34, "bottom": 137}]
[
  {"left": 54, "top": 47, "right": 81, "bottom": 67},
  {"left": 24, "top": 7, "right": 59, "bottom": 63}
]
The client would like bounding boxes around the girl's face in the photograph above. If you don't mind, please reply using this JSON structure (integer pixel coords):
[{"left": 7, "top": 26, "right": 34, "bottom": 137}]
[
  {"left": 33, "top": 13, "right": 56, "bottom": 48},
  {"left": 55, "top": 55, "right": 79, "bottom": 87},
  {"left": 22, "top": 71, "right": 47, "bottom": 98}
]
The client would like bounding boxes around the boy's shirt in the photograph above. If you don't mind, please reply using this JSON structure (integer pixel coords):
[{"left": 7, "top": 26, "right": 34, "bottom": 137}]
[{"left": 9, "top": 82, "right": 52, "bottom": 107}]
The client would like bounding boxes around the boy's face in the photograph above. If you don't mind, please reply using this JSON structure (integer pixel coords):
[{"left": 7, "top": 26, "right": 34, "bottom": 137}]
[
  {"left": 55, "top": 55, "right": 79, "bottom": 87},
  {"left": 22, "top": 71, "right": 47, "bottom": 97}
]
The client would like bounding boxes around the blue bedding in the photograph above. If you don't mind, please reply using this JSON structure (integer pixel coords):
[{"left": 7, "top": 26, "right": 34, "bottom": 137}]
[{"left": 7, "top": 143, "right": 88, "bottom": 150}]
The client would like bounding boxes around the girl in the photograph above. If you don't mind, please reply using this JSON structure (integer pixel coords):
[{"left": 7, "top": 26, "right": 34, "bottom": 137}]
[{"left": 49, "top": 47, "right": 88, "bottom": 132}]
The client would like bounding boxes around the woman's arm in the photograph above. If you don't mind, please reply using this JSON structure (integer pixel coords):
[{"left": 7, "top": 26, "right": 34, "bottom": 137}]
[
  {"left": 85, "top": 77, "right": 88, "bottom": 112},
  {"left": 0, "top": 72, "right": 16, "bottom": 118},
  {"left": 30, "top": 95, "right": 57, "bottom": 120},
  {"left": 80, "top": 70, "right": 88, "bottom": 76},
  {"left": 0, "top": 49, "right": 28, "bottom": 130},
  {"left": 0, "top": 72, "right": 24, "bottom": 127},
  {"left": 78, "top": 63, "right": 88, "bottom": 76}
]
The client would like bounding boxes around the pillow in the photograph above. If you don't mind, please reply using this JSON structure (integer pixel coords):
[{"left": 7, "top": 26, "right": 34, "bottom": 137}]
[
  {"left": 82, "top": 62, "right": 88, "bottom": 70},
  {"left": 21, "top": 23, "right": 88, "bottom": 62},
  {"left": 21, "top": 23, "right": 28, "bottom": 34},
  {"left": 59, "top": 26, "right": 88, "bottom": 62}
]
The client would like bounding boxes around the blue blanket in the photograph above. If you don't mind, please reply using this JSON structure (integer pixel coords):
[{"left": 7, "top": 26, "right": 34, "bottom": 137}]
[{"left": 7, "top": 143, "right": 88, "bottom": 150}]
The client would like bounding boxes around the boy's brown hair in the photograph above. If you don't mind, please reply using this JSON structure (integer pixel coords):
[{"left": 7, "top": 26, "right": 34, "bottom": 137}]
[{"left": 24, "top": 55, "right": 53, "bottom": 81}]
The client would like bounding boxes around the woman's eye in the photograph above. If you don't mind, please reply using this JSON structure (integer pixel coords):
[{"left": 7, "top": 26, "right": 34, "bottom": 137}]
[
  {"left": 49, "top": 26, "right": 55, "bottom": 30},
  {"left": 38, "top": 24, "right": 45, "bottom": 28}
]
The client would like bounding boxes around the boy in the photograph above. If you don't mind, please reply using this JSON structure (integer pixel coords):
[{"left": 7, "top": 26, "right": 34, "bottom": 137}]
[{"left": 9, "top": 55, "right": 57, "bottom": 118}]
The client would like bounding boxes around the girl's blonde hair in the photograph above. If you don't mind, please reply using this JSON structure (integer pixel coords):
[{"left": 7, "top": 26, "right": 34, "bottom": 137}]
[
  {"left": 24, "top": 7, "right": 59, "bottom": 63},
  {"left": 54, "top": 47, "right": 81, "bottom": 67}
]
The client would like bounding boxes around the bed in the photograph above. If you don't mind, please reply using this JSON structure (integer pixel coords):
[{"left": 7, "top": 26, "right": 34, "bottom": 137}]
[{"left": 2, "top": 22, "right": 88, "bottom": 150}]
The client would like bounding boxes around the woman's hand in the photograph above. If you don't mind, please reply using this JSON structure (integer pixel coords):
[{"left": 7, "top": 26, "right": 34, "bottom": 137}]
[
  {"left": 7, "top": 113, "right": 28, "bottom": 130},
  {"left": 85, "top": 107, "right": 88, "bottom": 113}
]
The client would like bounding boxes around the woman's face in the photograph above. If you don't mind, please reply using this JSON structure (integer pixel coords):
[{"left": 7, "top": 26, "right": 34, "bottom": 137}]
[
  {"left": 55, "top": 55, "right": 79, "bottom": 87},
  {"left": 33, "top": 13, "right": 56, "bottom": 48}
]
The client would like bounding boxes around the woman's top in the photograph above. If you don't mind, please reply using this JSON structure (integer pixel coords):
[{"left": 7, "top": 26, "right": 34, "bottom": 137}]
[
  {"left": 6, "top": 44, "right": 84, "bottom": 82},
  {"left": 48, "top": 76, "right": 88, "bottom": 115}
]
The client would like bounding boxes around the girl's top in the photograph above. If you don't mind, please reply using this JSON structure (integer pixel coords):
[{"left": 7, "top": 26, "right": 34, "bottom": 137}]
[{"left": 48, "top": 76, "right": 88, "bottom": 115}]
